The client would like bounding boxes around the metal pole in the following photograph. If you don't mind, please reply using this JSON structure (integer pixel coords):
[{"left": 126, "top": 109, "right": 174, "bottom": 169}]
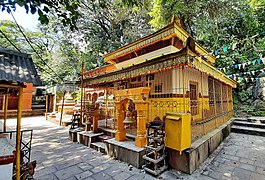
[
  {"left": 16, "top": 87, "right": 23, "bottom": 180},
  {"left": 3, "top": 93, "right": 8, "bottom": 132},
  {"left": 59, "top": 92, "right": 66, "bottom": 126}
]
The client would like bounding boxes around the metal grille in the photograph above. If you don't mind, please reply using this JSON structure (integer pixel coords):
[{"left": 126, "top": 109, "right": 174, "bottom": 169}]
[{"left": 0, "top": 129, "right": 33, "bottom": 165}]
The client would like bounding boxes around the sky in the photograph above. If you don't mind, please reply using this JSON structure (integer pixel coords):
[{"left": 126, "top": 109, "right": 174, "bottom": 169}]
[{"left": 0, "top": 6, "right": 39, "bottom": 31}]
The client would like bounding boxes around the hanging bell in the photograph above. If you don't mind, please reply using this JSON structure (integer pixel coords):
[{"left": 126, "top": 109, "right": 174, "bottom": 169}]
[{"left": 123, "top": 116, "right": 136, "bottom": 124}]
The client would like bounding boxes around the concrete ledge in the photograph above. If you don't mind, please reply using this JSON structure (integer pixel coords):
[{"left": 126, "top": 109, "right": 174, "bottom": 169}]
[
  {"left": 105, "top": 138, "right": 145, "bottom": 168},
  {"left": 77, "top": 131, "right": 103, "bottom": 147},
  {"left": 69, "top": 128, "right": 84, "bottom": 142},
  {"left": 167, "top": 118, "right": 233, "bottom": 174}
]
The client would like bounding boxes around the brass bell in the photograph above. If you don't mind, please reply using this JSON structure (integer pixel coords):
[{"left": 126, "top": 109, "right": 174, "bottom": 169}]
[{"left": 123, "top": 116, "right": 136, "bottom": 124}]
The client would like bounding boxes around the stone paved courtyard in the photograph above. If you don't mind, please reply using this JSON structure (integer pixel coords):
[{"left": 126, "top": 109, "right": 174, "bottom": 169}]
[{"left": 2, "top": 116, "right": 265, "bottom": 180}]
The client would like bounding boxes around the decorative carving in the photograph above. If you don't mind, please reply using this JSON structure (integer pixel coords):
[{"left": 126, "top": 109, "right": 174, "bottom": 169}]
[{"left": 124, "top": 99, "right": 137, "bottom": 124}]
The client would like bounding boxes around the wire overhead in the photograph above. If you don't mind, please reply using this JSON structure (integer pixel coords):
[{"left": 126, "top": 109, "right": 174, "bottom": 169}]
[
  {"left": 0, "top": 29, "right": 22, "bottom": 53},
  {"left": 9, "top": 9, "right": 64, "bottom": 82}
]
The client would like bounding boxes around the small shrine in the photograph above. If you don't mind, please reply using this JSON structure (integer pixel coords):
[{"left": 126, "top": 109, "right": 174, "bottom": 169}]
[
  {"left": 72, "top": 17, "right": 237, "bottom": 175},
  {"left": 57, "top": 92, "right": 76, "bottom": 114}
]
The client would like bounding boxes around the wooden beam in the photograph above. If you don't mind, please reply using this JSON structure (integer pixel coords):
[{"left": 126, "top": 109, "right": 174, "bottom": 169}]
[
  {"left": 3, "top": 93, "right": 8, "bottom": 132},
  {"left": 59, "top": 92, "right": 66, "bottom": 126},
  {"left": 0, "top": 84, "right": 20, "bottom": 89}
]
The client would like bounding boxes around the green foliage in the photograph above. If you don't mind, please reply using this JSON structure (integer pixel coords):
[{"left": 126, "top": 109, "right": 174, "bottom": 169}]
[
  {"left": 238, "top": 90, "right": 252, "bottom": 103},
  {"left": 0, "top": 0, "right": 80, "bottom": 30}
]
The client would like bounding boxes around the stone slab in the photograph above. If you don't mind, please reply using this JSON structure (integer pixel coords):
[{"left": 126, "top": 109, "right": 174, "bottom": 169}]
[
  {"left": 105, "top": 138, "right": 145, "bottom": 168},
  {"left": 77, "top": 131, "right": 103, "bottom": 146}
]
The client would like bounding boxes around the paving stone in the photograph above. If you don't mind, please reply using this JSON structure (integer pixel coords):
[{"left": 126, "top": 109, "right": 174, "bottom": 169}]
[
  {"left": 222, "top": 172, "right": 232, "bottom": 178},
  {"left": 254, "top": 161, "right": 265, "bottom": 169},
  {"left": 92, "top": 172, "right": 113, "bottom": 180},
  {"left": 55, "top": 165, "right": 83, "bottom": 180},
  {"left": 37, "top": 173, "right": 59, "bottom": 180},
  {"left": 77, "top": 162, "right": 93, "bottom": 171},
  {"left": 82, "top": 177, "right": 95, "bottom": 180},
  {"left": 197, "top": 175, "right": 216, "bottom": 180},
  {"left": 236, "top": 149, "right": 250, "bottom": 158},
  {"left": 239, "top": 158, "right": 254, "bottom": 165},
  {"left": 250, "top": 172, "right": 265, "bottom": 180},
  {"left": 34, "top": 165, "right": 58, "bottom": 178},
  {"left": 126, "top": 174, "right": 156, "bottom": 180},
  {"left": 55, "top": 158, "right": 83, "bottom": 170},
  {"left": 112, "top": 171, "right": 132, "bottom": 180},
  {"left": 91, "top": 163, "right": 111, "bottom": 173},
  {"left": 208, "top": 170, "right": 223, "bottom": 179},
  {"left": 220, "top": 175, "right": 232, "bottom": 180},
  {"left": 232, "top": 167, "right": 252, "bottom": 180},
  {"left": 102, "top": 166, "right": 124, "bottom": 177},
  {"left": 223, "top": 147, "right": 237, "bottom": 156},
  {"left": 75, "top": 170, "right": 93, "bottom": 180},
  {"left": 256, "top": 166, "right": 265, "bottom": 175},
  {"left": 221, "top": 154, "right": 240, "bottom": 161},
  {"left": 65, "top": 177, "right": 78, "bottom": 180},
  {"left": 239, "top": 163, "right": 256, "bottom": 172},
  {"left": 217, "top": 163, "right": 235, "bottom": 173}
]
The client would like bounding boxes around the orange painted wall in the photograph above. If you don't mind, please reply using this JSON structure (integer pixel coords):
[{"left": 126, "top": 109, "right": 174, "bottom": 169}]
[{"left": 22, "top": 83, "right": 33, "bottom": 110}]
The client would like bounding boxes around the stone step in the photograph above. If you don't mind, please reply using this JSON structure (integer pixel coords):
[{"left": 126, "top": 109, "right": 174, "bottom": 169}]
[
  {"left": 247, "top": 116, "right": 265, "bottom": 123},
  {"left": 231, "top": 125, "right": 265, "bottom": 136},
  {"left": 233, "top": 120, "right": 265, "bottom": 129},
  {"left": 91, "top": 142, "right": 106, "bottom": 153},
  {"left": 98, "top": 127, "right": 136, "bottom": 140},
  {"left": 232, "top": 117, "right": 248, "bottom": 122},
  {"left": 77, "top": 131, "right": 103, "bottom": 147},
  {"left": 98, "top": 135, "right": 113, "bottom": 142}
]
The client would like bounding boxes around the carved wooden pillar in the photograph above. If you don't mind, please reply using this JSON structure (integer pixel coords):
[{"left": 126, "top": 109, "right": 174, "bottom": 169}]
[
  {"left": 93, "top": 103, "right": 99, "bottom": 132},
  {"left": 135, "top": 103, "right": 148, "bottom": 148},
  {"left": 115, "top": 99, "right": 127, "bottom": 141}
]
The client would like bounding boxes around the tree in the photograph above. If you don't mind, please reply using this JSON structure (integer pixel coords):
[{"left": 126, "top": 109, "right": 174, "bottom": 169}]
[
  {"left": 0, "top": 0, "right": 80, "bottom": 30},
  {"left": 56, "top": 0, "right": 153, "bottom": 70}
]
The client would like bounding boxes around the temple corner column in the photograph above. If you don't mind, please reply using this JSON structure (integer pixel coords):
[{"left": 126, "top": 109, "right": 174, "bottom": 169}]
[
  {"left": 135, "top": 104, "right": 148, "bottom": 148},
  {"left": 115, "top": 102, "right": 126, "bottom": 141}
]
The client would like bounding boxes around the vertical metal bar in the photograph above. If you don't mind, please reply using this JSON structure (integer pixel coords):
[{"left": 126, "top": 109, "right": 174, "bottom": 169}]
[
  {"left": 59, "top": 91, "right": 66, "bottom": 126},
  {"left": 28, "top": 130, "right": 33, "bottom": 163},
  {"left": 4, "top": 93, "right": 8, "bottom": 132},
  {"left": 16, "top": 87, "right": 23, "bottom": 180}
]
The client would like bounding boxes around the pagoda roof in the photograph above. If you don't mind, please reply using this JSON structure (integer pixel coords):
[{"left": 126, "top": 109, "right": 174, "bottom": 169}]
[
  {"left": 103, "top": 17, "right": 216, "bottom": 64},
  {"left": 84, "top": 47, "right": 236, "bottom": 88}
]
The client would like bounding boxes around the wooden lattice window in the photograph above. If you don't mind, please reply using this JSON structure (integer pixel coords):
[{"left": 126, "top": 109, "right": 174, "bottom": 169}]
[
  {"left": 154, "top": 84, "right": 162, "bottom": 93},
  {"left": 190, "top": 82, "right": 198, "bottom": 115}
]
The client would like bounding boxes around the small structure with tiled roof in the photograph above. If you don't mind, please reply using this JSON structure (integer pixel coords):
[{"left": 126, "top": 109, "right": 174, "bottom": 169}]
[{"left": 78, "top": 17, "right": 237, "bottom": 174}]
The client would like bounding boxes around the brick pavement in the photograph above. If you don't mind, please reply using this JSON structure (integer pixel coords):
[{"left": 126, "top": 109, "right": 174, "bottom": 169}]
[{"left": 2, "top": 117, "right": 265, "bottom": 180}]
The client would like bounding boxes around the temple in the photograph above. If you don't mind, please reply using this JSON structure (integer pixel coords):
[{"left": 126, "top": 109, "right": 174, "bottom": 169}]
[{"left": 76, "top": 17, "right": 236, "bottom": 174}]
